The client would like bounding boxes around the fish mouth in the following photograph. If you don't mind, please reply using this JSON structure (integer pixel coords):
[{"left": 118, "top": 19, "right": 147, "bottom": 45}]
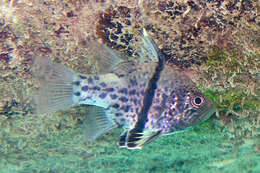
[
  {"left": 200, "top": 100, "right": 216, "bottom": 122},
  {"left": 190, "top": 99, "right": 216, "bottom": 126}
]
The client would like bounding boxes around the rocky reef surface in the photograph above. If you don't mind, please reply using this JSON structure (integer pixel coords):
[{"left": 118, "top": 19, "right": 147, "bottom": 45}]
[{"left": 0, "top": 0, "right": 259, "bottom": 172}]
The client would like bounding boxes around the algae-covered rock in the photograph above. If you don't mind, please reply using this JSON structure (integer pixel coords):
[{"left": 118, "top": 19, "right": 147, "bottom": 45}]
[{"left": 0, "top": 0, "right": 259, "bottom": 172}]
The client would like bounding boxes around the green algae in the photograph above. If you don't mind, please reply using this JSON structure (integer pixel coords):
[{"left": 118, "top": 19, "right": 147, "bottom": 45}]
[
  {"left": 0, "top": 116, "right": 258, "bottom": 173},
  {"left": 205, "top": 89, "right": 259, "bottom": 115}
]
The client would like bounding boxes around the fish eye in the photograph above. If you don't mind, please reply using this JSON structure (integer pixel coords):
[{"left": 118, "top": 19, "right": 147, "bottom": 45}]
[{"left": 191, "top": 95, "right": 205, "bottom": 108}]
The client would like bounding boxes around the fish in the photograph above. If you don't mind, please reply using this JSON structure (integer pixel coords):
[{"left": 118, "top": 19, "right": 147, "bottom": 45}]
[{"left": 31, "top": 29, "right": 215, "bottom": 150}]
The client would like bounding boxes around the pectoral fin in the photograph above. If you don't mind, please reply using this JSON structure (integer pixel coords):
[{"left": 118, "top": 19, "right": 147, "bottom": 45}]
[
  {"left": 118, "top": 128, "right": 162, "bottom": 150},
  {"left": 82, "top": 106, "right": 117, "bottom": 141}
]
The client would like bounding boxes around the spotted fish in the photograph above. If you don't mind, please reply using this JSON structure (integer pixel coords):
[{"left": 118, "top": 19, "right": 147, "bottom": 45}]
[{"left": 32, "top": 29, "right": 215, "bottom": 149}]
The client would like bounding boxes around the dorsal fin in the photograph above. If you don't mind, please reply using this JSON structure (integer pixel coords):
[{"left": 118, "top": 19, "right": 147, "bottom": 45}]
[
  {"left": 139, "top": 28, "right": 160, "bottom": 62},
  {"left": 85, "top": 41, "right": 124, "bottom": 73},
  {"left": 112, "top": 61, "right": 137, "bottom": 77}
]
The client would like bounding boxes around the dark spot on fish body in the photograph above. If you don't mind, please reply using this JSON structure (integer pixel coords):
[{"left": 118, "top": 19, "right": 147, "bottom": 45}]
[
  {"left": 169, "top": 109, "right": 175, "bottom": 115},
  {"left": 115, "top": 112, "right": 123, "bottom": 117},
  {"left": 184, "top": 103, "right": 189, "bottom": 110},
  {"left": 131, "top": 114, "right": 136, "bottom": 118},
  {"left": 99, "top": 92, "right": 107, "bottom": 99},
  {"left": 81, "top": 96, "right": 92, "bottom": 102},
  {"left": 100, "top": 82, "right": 107, "bottom": 87},
  {"left": 121, "top": 105, "right": 131, "bottom": 112},
  {"left": 119, "top": 118, "right": 126, "bottom": 123},
  {"left": 129, "top": 89, "right": 136, "bottom": 95},
  {"left": 118, "top": 74, "right": 125, "bottom": 78},
  {"left": 118, "top": 88, "right": 128, "bottom": 94},
  {"left": 170, "top": 90, "right": 175, "bottom": 96},
  {"left": 112, "top": 103, "right": 120, "bottom": 109},
  {"left": 135, "top": 107, "right": 139, "bottom": 113},
  {"left": 154, "top": 105, "right": 162, "bottom": 111},
  {"left": 133, "top": 98, "right": 138, "bottom": 105},
  {"left": 81, "top": 85, "right": 89, "bottom": 91},
  {"left": 94, "top": 76, "right": 100, "bottom": 80},
  {"left": 130, "top": 76, "right": 138, "bottom": 86},
  {"left": 92, "top": 86, "right": 101, "bottom": 91},
  {"left": 110, "top": 94, "right": 118, "bottom": 100},
  {"left": 177, "top": 102, "right": 184, "bottom": 113},
  {"left": 79, "top": 75, "right": 87, "bottom": 79},
  {"left": 72, "top": 81, "right": 81, "bottom": 86},
  {"left": 119, "top": 96, "right": 128, "bottom": 102},
  {"left": 161, "top": 93, "right": 168, "bottom": 106},
  {"left": 86, "top": 96, "right": 92, "bottom": 100},
  {"left": 140, "top": 83, "right": 146, "bottom": 88},
  {"left": 104, "top": 87, "right": 115, "bottom": 92},
  {"left": 150, "top": 119, "right": 154, "bottom": 126},
  {"left": 74, "top": 92, "right": 81, "bottom": 96},
  {"left": 88, "top": 77, "right": 93, "bottom": 84},
  {"left": 140, "top": 90, "right": 145, "bottom": 96}
]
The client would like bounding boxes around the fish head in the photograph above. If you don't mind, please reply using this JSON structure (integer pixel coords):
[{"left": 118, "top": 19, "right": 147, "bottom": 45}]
[
  {"left": 157, "top": 79, "right": 215, "bottom": 134},
  {"left": 118, "top": 74, "right": 215, "bottom": 149}
]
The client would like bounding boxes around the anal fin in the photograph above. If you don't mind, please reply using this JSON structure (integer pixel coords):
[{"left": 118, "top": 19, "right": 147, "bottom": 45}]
[{"left": 83, "top": 106, "right": 117, "bottom": 141}]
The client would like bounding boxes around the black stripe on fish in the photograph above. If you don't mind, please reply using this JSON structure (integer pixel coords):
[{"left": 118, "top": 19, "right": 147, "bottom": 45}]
[{"left": 126, "top": 56, "right": 165, "bottom": 148}]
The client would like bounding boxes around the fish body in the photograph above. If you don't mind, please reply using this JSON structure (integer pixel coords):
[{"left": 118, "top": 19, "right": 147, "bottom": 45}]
[
  {"left": 73, "top": 62, "right": 156, "bottom": 129},
  {"left": 32, "top": 29, "right": 215, "bottom": 149}
]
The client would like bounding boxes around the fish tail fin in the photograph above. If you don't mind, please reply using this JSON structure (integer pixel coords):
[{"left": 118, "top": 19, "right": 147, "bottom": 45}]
[{"left": 31, "top": 57, "right": 78, "bottom": 114}]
